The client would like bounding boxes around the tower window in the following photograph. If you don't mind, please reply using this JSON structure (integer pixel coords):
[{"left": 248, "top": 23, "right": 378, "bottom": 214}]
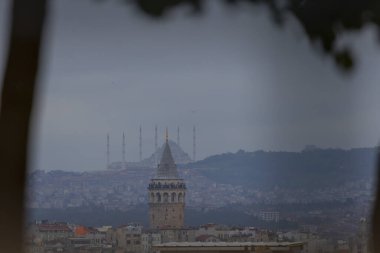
[
  {"left": 156, "top": 192, "right": 161, "bottom": 203},
  {"left": 171, "top": 192, "right": 176, "bottom": 202},
  {"left": 163, "top": 192, "right": 169, "bottom": 203}
]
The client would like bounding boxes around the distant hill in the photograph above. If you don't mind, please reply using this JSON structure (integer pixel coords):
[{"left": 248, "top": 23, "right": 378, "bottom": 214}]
[{"left": 187, "top": 147, "right": 377, "bottom": 190}]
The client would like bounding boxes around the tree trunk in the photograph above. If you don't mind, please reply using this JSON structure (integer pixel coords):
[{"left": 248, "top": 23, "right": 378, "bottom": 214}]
[
  {"left": 371, "top": 148, "right": 380, "bottom": 252},
  {"left": 0, "top": 0, "right": 47, "bottom": 252}
]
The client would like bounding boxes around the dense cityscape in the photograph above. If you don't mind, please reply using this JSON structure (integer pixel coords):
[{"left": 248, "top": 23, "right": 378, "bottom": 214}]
[{"left": 26, "top": 140, "right": 375, "bottom": 253}]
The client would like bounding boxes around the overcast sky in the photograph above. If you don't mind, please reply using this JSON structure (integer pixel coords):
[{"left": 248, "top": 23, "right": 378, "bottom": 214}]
[{"left": 1, "top": 1, "right": 380, "bottom": 171}]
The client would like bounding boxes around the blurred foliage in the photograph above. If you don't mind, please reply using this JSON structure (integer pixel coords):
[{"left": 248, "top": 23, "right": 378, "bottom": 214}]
[{"left": 131, "top": 0, "right": 380, "bottom": 71}]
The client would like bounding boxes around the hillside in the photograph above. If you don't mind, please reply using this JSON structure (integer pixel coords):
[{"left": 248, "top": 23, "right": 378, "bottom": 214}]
[
  {"left": 27, "top": 147, "right": 376, "bottom": 212},
  {"left": 187, "top": 147, "right": 377, "bottom": 190}
]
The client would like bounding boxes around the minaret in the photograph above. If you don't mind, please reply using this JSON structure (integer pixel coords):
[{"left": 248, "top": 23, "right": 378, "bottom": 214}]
[
  {"left": 193, "top": 126, "right": 196, "bottom": 161},
  {"left": 155, "top": 125, "right": 158, "bottom": 165},
  {"left": 122, "top": 132, "right": 126, "bottom": 169},
  {"left": 177, "top": 126, "right": 180, "bottom": 147},
  {"left": 148, "top": 128, "right": 186, "bottom": 229},
  {"left": 106, "top": 134, "right": 110, "bottom": 169},
  {"left": 139, "top": 125, "right": 142, "bottom": 162}
]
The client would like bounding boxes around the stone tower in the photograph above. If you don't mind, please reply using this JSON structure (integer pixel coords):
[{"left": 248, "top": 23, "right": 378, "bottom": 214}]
[{"left": 148, "top": 130, "right": 186, "bottom": 229}]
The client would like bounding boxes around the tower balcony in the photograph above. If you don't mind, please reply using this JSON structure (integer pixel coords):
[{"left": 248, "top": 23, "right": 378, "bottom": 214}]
[{"left": 148, "top": 182, "right": 186, "bottom": 190}]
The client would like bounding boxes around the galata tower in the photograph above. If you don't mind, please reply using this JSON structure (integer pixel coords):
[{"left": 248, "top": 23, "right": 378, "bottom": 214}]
[{"left": 148, "top": 129, "right": 186, "bottom": 228}]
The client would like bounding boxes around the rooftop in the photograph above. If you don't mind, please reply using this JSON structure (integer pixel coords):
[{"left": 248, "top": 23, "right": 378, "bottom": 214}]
[
  {"left": 37, "top": 224, "right": 72, "bottom": 232},
  {"left": 154, "top": 242, "right": 303, "bottom": 247}
]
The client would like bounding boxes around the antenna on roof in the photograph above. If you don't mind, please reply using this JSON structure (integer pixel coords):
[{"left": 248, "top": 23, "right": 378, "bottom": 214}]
[{"left": 165, "top": 127, "right": 169, "bottom": 143}]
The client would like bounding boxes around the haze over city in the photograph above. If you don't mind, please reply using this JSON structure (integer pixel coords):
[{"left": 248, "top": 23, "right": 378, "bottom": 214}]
[{"left": 1, "top": 0, "right": 380, "bottom": 171}]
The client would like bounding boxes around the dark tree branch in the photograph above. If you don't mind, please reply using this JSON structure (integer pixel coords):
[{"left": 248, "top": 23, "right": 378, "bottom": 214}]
[
  {"left": 133, "top": 0, "right": 202, "bottom": 17},
  {"left": 0, "top": 0, "right": 47, "bottom": 252},
  {"left": 132, "top": 0, "right": 380, "bottom": 71}
]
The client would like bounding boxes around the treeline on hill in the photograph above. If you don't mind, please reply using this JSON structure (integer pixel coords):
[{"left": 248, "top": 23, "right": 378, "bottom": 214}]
[{"left": 186, "top": 147, "right": 377, "bottom": 190}]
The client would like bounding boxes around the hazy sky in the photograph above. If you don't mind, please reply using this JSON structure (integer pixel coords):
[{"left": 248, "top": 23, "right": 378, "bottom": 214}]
[{"left": 1, "top": 1, "right": 380, "bottom": 171}]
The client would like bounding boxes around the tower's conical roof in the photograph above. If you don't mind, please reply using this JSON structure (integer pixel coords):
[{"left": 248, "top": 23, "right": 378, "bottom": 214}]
[{"left": 156, "top": 140, "right": 179, "bottom": 178}]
